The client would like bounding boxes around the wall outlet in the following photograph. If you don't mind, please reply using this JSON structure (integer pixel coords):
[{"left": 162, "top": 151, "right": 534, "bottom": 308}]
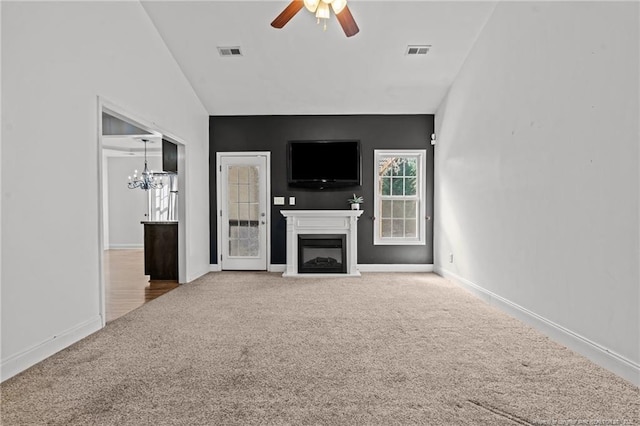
[
  {"left": 289, "top": 197, "right": 296, "bottom": 205},
  {"left": 274, "top": 196, "right": 285, "bottom": 206},
  {"left": 449, "top": 253, "right": 454, "bottom": 263}
]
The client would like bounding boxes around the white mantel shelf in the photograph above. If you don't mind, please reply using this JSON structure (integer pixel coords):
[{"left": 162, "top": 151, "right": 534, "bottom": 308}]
[{"left": 281, "top": 210, "right": 364, "bottom": 277}]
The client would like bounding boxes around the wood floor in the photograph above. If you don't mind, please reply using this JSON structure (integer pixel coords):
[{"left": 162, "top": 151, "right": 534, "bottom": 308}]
[{"left": 104, "top": 249, "right": 178, "bottom": 323}]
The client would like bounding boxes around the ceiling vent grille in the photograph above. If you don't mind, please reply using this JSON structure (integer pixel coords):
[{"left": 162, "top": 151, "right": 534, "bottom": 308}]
[
  {"left": 217, "top": 46, "right": 242, "bottom": 57},
  {"left": 406, "top": 45, "right": 431, "bottom": 55}
]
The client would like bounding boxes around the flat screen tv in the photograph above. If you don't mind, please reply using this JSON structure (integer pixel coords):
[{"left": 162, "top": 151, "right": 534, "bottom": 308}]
[{"left": 288, "top": 140, "right": 361, "bottom": 189}]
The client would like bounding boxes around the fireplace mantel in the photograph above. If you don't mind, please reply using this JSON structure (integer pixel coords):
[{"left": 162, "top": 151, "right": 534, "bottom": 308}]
[{"left": 281, "top": 210, "right": 364, "bottom": 277}]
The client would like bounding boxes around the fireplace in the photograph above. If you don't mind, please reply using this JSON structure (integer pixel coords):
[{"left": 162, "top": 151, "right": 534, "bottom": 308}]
[
  {"left": 281, "top": 210, "right": 363, "bottom": 277},
  {"left": 298, "top": 234, "right": 347, "bottom": 274}
]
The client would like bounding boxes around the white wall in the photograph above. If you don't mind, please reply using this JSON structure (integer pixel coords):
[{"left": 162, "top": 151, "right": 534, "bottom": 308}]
[
  {"left": 1, "top": 1, "right": 209, "bottom": 380},
  {"left": 106, "top": 156, "right": 162, "bottom": 248},
  {"left": 434, "top": 2, "right": 639, "bottom": 384}
]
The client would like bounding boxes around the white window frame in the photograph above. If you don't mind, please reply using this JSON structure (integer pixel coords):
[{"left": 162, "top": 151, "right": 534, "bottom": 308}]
[{"left": 373, "top": 149, "right": 427, "bottom": 246}]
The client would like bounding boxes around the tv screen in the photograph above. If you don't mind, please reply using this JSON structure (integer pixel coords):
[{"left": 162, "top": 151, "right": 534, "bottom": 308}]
[{"left": 288, "top": 140, "right": 361, "bottom": 188}]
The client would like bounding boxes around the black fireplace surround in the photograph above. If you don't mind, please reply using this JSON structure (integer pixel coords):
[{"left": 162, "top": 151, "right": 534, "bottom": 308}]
[{"left": 298, "top": 234, "right": 347, "bottom": 274}]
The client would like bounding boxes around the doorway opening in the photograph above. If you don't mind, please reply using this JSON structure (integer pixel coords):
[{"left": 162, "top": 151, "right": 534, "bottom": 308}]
[{"left": 98, "top": 98, "right": 186, "bottom": 324}]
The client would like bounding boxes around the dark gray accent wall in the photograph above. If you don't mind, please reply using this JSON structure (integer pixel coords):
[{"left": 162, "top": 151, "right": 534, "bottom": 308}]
[{"left": 210, "top": 115, "right": 434, "bottom": 265}]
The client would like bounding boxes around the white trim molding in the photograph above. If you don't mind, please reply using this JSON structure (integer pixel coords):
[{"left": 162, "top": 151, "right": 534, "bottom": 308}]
[
  {"left": 1, "top": 316, "right": 102, "bottom": 382},
  {"left": 435, "top": 267, "right": 640, "bottom": 387},
  {"left": 269, "top": 264, "right": 286, "bottom": 273},
  {"left": 358, "top": 264, "right": 434, "bottom": 273},
  {"left": 213, "top": 264, "right": 433, "bottom": 274},
  {"left": 185, "top": 266, "right": 211, "bottom": 284}
]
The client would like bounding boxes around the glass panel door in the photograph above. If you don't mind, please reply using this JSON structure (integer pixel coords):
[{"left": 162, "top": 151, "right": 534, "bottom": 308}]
[{"left": 219, "top": 155, "right": 268, "bottom": 270}]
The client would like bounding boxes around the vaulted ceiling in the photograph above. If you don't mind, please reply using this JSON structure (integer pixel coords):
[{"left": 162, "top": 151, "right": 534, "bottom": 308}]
[{"left": 141, "top": 1, "right": 496, "bottom": 115}]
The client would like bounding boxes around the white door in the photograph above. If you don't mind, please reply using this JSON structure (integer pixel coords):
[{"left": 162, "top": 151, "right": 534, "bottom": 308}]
[{"left": 219, "top": 154, "right": 269, "bottom": 270}]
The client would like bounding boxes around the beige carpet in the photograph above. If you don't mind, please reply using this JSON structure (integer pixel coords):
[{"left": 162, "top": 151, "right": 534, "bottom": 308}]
[{"left": 1, "top": 272, "right": 638, "bottom": 425}]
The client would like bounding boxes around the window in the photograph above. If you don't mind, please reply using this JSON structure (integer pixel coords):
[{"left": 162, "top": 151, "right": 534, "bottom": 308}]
[{"left": 374, "top": 150, "right": 426, "bottom": 245}]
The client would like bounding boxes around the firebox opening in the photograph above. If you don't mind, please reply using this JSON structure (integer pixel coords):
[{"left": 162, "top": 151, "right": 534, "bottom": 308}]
[{"left": 298, "top": 234, "right": 347, "bottom": 274}]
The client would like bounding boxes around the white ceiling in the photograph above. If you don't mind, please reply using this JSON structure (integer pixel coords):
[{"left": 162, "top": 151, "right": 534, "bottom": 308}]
[{"left": 141, "top": 1, "right": 497, "bottom": 115}]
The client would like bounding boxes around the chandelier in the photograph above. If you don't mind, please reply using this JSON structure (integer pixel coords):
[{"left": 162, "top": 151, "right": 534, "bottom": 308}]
[{"left": 128, "top": 138, "right": 164, "bottom": 191}]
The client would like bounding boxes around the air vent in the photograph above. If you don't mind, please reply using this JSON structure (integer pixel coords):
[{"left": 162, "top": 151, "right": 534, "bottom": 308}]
[
  {"left": 406, "top": 45, "right": 431, "bottom": 55},
  {"left": 217, "top": 46, "right": 242, "bottom": 57}
]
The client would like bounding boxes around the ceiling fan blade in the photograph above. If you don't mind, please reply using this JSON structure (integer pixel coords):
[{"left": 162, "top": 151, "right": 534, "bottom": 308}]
[
  {"left": 335, "top": 4, "right": 359, "bottom": 37},
  {"left": 271, "top": 0, "right": 305, "bottom": 29}
]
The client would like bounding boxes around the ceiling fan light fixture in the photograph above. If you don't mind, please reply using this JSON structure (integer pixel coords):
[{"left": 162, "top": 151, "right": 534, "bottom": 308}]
[
  {"left": 316, "top": 2, "right": 330, "bottom": 19},
  {"left": 304, "top": 0, "right": 320, "bottom": 13},
  {"left": 331, "top": 0, "right": 347, "bottom": 14},
  {"left": 271, "top": 0, "right": 358, "bottom": 37}
]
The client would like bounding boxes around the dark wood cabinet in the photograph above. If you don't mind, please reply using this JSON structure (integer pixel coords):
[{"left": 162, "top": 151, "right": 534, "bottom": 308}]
[{"left": 143, "top": 222, "right": 178, "bottom": 281}]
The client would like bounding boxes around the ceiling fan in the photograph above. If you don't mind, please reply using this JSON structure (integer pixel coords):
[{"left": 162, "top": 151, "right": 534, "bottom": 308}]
[{"left": 271, "top": 0, "right": 360, "bottom": 38}]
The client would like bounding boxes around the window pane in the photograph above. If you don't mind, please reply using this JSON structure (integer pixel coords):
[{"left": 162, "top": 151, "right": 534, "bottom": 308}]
[
  {"left": 381, "top": 178, "right": 391, "bottom": 196},
  {"left": 248, "top": 224, "right": 260, "bottom": 256},
  {"left": 237, "top": 239, "right": 250, "bottom": 256},
  {"left": 391, "top": 159, "right": 402, "bottom": 176},
  {"left": 238, "top": 203, "right": 249, "bottom": 221},
  {"left": 229, "top": 184, "right": 238, "bottom": 204},
  {"left": 248, "top": 225, "right": 259, "bottom": 240},
  {"left": 238, "top": 184, "right": 249, "bottom": 202},
  {"left": 392, "top": 219, "right": 404, "bottom": 237},
  {"left": 248, "top": 166, "right": 259, "bottom": 185},
  {"left": 228, "top": 166, "right": 239, "bottom": 184},
  {"left": 238, "top": 167, "right": 249, "bottom": 184},
  {"left": 381, "top": 219, "right": 392, "bottom": 237},
  {"left": 238, "top": 224, "right": 249, "bottom": 239},
  {"left": 405, "top": 219, "right": 417, "bottom": 238},
  {"left": 229, "top": 240, "right": 239, "bottom": 256},
  {"left": 392, "top": 178, "right": 404, "bottom": 196},
  {"left": 405, "top": 200, "right": 417, "bottom": 218},
  {"left": 392, "top": 200, "right": 404, "bottom": 218},
  {"left": 380, "top": 158, "right": 394, "bottom": 176},
  {"left": 405, "top": 177, "right": 417, "bottom": 196},
  {"left": 381, "top": 200, "right": 392, "bottom": 218},
  {"left": 229, "top": 225, "right": 239, "bottom": 238},
  {"left": 249, "top": 168, "right": 259, "bottom": 202},
  {"left": 404, "top": 158, "right": 417, "bottom": 176},
  {"left": 228, "top": 203, "right": 238, "bottom": 221}
]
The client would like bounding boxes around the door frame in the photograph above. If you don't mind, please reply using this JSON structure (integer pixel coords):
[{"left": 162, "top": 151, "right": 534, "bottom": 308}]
[
  {"left": 216, "top": 152, "right": 271, "bottom": 271},
  {"left": 97, "top": 97, "right": 188, "bottom": 326}
]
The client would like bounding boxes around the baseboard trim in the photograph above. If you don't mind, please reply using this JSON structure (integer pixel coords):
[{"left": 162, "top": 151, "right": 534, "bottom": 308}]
[
  {"left": 358, "top": 264, "right": 434, "bottom": 272},
  {"left": 434, "top": 267, "right": 640, "bottom": 387},
  {"left": 108, "top": 244, "right": 143, "bottom": 250},
  {"left": 186, "top": 266, "right": 211, "bottom": 283},
  {"left": 208, "top": 265, "right": 287, "bottom": 273},
  {"left": 210, "top": 264, "right": 434, "bottom": 274},
  {"left": 1, "top": 315, "right": 103, "bottom": 382}
]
